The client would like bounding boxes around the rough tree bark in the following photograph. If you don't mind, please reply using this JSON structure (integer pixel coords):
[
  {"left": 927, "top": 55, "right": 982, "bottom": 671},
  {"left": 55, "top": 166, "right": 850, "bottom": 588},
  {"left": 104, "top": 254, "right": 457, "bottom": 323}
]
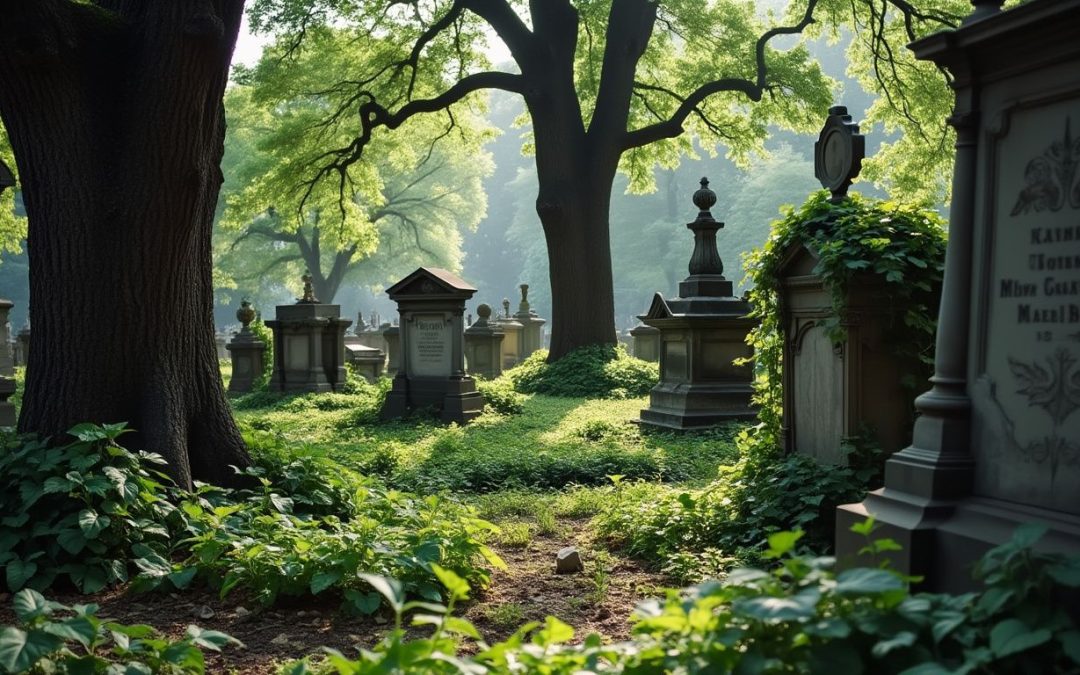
[{"left": 0, "top": 0, "right": 252, "bottom": 489}]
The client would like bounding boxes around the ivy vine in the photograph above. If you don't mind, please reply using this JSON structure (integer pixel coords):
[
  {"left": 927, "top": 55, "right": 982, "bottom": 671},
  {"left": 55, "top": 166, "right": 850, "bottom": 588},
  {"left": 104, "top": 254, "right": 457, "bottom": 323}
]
[{"left": 739, "top": 190, "right": 947, "bottom": 449}]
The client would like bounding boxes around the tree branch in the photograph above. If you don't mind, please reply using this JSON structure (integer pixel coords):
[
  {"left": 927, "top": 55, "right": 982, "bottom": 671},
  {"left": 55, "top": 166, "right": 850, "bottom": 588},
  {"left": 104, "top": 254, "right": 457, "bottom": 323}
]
[{"left": 621, "top": 0, "right": 819, "bottom": 151}]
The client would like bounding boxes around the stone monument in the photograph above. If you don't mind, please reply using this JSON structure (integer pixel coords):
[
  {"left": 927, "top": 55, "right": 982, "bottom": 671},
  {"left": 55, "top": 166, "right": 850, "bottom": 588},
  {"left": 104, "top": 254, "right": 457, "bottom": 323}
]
[
  {"left": 16, "top": 321, "right": 29, "bottom": 368},
  {"left": 266, "top": 272, "right": 352, "bottom": 393},
  {"left": 226, "top": 299, "right": 266, "bottom": 393},
  {"left": 630, "top": 323, "right": 660, "bottom": 362},
  {"left": 496, "top": 298, "right": 524, "bottom": 368},
  {"left": 380, "top": 267, "right": 485, "bottom": 423},
  {"left": 465, "top": 303, "right": 506, "bottom": 379},
  {"left": 0, "top": 299, "right": 15, "bottom": 426},
  {"left": 513, "top": 284, "right": 546, "bottom": 359},
  {"left": 778, "top": 106, "right": 932, "bottom": 465},
  {"left": 382, "top": 322, "right": 400, "bottom": 375},
  {"left": 836, "top": 0, "right": 1080, "bottom": 591},
  {"left": 637, "top": 179, "right": 758, "bottom": 429}
]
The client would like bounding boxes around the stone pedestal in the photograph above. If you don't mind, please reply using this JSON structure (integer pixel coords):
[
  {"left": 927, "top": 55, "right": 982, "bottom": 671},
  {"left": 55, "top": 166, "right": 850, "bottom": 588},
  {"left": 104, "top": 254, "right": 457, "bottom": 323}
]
[
  {"left": 226, "top": 300, "right": 266, "bottom": 393},
  {"left": 496, "top": 303, "right": 524, "bottom": 369},
  {"left": 513, "top": 284, "right": 546, "bottom": 359},
  {"left": 638, "top": 179, "right": 758, "bottom": 430},
  {"left": 266, "top": 277, "right": 351, "bottom": 393},
  {"left": 382, "top": 324, "right": 400, "bottom": 375},
  {"left": 16, "top": 324, "right": 29, "bottom": 368},
  {"left": 836, "top": 0, "right": 1080, "bottom": 592},
  {"left": 465, "top": 304, "right": 506, "bottom": 379},
  {"left": 380, "top": 268, "right": 485, "bottom": 424},
  {"left": 778, "top": 247, "right": 930, "bottom": 466},
  {"left": 630, "top": 324, "right": 660, "bottom": 362},
  {"left": 0, "top": 299, "right": 14, "bottom": 426}
]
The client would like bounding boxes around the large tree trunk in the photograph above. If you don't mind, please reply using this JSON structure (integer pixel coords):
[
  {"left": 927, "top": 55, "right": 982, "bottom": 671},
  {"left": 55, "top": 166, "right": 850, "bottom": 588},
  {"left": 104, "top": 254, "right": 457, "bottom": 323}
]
[{"left": 0, "top": 1, "right": 251, "bottom": 490}]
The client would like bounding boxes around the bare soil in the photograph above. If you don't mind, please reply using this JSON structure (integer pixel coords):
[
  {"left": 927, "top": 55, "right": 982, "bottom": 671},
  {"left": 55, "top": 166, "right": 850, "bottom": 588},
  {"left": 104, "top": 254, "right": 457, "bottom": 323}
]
[{"left": 0, "top": 520, "right": 665, "bottom": 674}]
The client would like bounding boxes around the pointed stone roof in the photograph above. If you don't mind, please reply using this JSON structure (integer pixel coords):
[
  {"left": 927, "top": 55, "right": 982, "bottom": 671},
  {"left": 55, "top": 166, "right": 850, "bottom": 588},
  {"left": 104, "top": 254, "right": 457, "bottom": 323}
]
[{"left": 386, "top": 267, "right": 477, "bottom": 300}]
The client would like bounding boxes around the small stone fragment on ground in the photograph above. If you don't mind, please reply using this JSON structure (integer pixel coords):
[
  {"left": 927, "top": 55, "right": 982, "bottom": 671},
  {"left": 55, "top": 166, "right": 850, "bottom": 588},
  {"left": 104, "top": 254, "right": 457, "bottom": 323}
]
[
  {"left": 191, "top": 605, "right": 215, "bottom": 620},
  {"left": 555, "top": 546, "right": 584, "bottom": 574}
]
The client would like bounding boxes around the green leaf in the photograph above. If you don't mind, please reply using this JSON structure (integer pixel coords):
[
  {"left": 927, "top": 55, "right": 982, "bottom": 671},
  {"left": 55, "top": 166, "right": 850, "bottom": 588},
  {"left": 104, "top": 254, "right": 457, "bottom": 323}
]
[
  {"left": 42, "top": 477, "right": 74, "bottom": 495},
  {"left": 835, "top": 568, "right": 905, "bottom": 595},
  {"left": 343, "top": 589, "right": 382, "bottom": 615},
  {"left": 849, "top": 517, "right": 876, "bottom": 536},
  {"left": 78, "top": 509, "right": 110, "bottom": 539},
  {"left": 734, "top": 587, "right": 820, "bottom": 622},
  {"left": 0, "top": 627, "right": 63, "bottom": 673},
  {"left": 533, "top": 616, "right": 574, "bottom": 646},
  {"left": 57, "top": 529, "right": 87, "bottom": 555},
  {"left": 43, "top": 616, "right": 97, "bottom": 650},
  {"left": 168, "top": 567, "right": 198, "bottom": 590},
  {"left": 989, "top": 618, "right": 1052, "bottom": 658},
  {"left": 764, "top": 530, "right": 803, "bottom": 558},
  {"left": 310, "top": 570, "right": 342, "bottom": 595},
  {"left": 431, "top": 564, "right": 470, "bottom": 602},
  {"left": 12, "top": 589, "right": 59, "bottom": 622},
  {"left": 6, "top": 559, "right": 37, "bottom": 591},
  {"left": 67, "top": 423, "right": 110, "bottom": 442},
  {"left": 872, "top": 630, "right": 917, "bottom": 657},
  {"left": 186, "top": 625, "right": 240, "bottom": 651},
  {"left": 357, "top": 574, "right": 403, "bottom": 613},
  {"left": 1047, "top": 559, "right": 1080, "bottom": 588}
]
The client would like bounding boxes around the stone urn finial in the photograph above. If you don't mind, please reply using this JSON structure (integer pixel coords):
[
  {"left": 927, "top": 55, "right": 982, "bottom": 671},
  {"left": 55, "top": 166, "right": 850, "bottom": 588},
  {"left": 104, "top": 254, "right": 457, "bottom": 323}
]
[
  {"left": 477, "top": 303, "right": 492, "bottom": 327},
  {"left": 236, "top": 299, "right": 256, "bottom": 331},
  {"left": 502, "top": 298, "right": 511, "bottom": 319},
  {"left": 518, "top": 284, "right": 530, "bottom": 313},
  {"left": 687, "top": 177, "right": 725, "bottom": 278},
  {"left": 692, "top": 177, "right": 717, "bottom": 219}
]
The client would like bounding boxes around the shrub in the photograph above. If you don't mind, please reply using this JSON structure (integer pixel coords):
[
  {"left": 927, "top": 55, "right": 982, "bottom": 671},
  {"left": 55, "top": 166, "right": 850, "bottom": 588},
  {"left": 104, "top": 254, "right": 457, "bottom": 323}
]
[
  {"left": 284, "top": 525, "right": 1080, "bottom": 674},
  {"left": 474, "top": 376, "right": 527, "bottom": 415},
  {"left": 506, "top": 345, "right": 658, "bottom": 399},
  {"left": 0, "top": 589, "right": 239, "bottom": 674},
  {"left": 0, "top": 424, "right": 185, "bottom": 594}
]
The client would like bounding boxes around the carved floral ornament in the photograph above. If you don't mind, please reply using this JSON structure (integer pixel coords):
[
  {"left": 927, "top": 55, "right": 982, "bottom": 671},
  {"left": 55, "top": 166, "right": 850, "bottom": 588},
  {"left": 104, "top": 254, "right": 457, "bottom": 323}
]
[{"left": 1012, "top": 117, "right": 1080, "bottom": 215}]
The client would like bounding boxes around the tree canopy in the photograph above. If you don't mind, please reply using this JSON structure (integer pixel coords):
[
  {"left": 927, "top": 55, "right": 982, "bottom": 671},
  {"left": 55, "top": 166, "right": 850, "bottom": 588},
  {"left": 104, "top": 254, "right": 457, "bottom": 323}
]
[{"left": 216, "top": 29, "right": 493, "bottom": 305}]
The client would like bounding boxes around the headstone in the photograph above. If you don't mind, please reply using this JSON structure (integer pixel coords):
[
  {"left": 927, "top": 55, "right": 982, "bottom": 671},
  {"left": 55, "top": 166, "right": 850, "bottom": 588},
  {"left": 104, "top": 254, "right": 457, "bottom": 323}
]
[
  {"left": 0, "top": 299, "right": 15, "bottom": 426},
  {"left": 513, "top": 284, "right": 546, "bottom": 359},
  {"left": 778, "top": 106, "right": 931, "bottom": 465},
  {"left": 16, "top": 321, "right": 29, "bottom": 369},
  {"left": 630, "top": 323, "right": 660, "bottom": 362},
  {"left": 464, "top": 303, "right": 505, "bottom": 379},
  {"left": 637, "top": 178, "right": 758, "bottom": 430},
  {"left": 226, "top": 300, "right": 266, "bottom": 393},
  {"left": 266, "top": 272, "right": 352, "bottom": 393},
  {"left": 380, "top": 267, "right": 485, "bottom": 424},
  {"left": 496, "top": 298, "right": 524, "bottom": 368},
  {"left": 382, "top": 323, "right": 400, "bottom": 375},
  {"left": 344, "top": 344, "right": 385, "bottom": 382},
  {"left": 214, "top": 333, "right": 229, "bottom": 361},
  {"left": 837, "top": 0, "right": 1080, "bottom": 591}
]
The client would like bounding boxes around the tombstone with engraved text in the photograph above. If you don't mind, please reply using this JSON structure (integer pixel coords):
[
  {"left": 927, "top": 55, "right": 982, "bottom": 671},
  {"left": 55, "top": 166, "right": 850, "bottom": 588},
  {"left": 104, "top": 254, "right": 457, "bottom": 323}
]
[
  {"left": 836, "top": 0, "right": 1080, "bottom": 591},
  {"left": 380, "top": 267, "right": 485, "bottom": 424}
]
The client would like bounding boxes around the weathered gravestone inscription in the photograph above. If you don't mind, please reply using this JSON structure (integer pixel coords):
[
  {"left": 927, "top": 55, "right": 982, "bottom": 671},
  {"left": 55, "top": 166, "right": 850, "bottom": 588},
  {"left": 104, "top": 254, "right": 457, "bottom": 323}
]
[
  {"left": 836, "top": 0, "right": 1080, "bottom": 591},
  {"left": 380, "top": 268, "right": 485, "bottom": 424}
]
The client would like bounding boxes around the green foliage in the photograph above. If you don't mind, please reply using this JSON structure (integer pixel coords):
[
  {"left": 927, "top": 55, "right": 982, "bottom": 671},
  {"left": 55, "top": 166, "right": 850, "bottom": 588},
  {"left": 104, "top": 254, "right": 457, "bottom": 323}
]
[
  {"left": 0, "top": 424, "right": 185, "bottom": 594},
  {"left": 596, "top": 447, "right": 870, "bottom": 572},
  {"left": 0, "top": 589, "right": 239, "bottom": 674},
  {"left": 248, "top": 317, "right": 274, "bottom": 390},
  {"left": 285, "top": 525, "right": 1080, "bottom": 674},
  {"left": 744, "top": 190, "right": 946, "bottom": 399},
  {"left": 474, "top": 376, "right": 527, "bottom": 415},
  {"left": 506, "top": 346, "right": 658, "bottom": 399}
]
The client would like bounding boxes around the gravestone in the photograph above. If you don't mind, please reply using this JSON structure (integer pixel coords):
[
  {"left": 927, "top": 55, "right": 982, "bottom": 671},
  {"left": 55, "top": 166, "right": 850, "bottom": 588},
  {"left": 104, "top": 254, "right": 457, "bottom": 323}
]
[
  {"left": 380, "top": 267, "right": 485, "bottom": 423},
  {"left": 266, "top": 273, "right": 352, "bottom": 393},
  {"left": 16, "top": 321, "right": 29, "bottom": 368},
  {"left": 0, "top": 299, "right": 14, "bottom": 426},
  {"left": 226, "top": 300, "right": 266, "bottom": 393},
  {"left": 836, "top": 0, "right": 1080, "bottom": 591},
  {"left": 214, "top": 333, "right": 229, "bottom": 361},
  {"left": 778, "top": 106, "right": 931, "bottom": 465},
  {"left": 382, "top": 323, "right": 400, "bottom": 375},
  {"left": 465, "top": 303, "right": 505, "bottom": 379},
  {"left": 344, "top": 344, "right": 385, "bottom": 382},
  {"left": 637, "top": 179, "right": 758, "bottom": 429},
  {"left": 630, "top": 323, "right": 660, "bottom": 362},
  {"left": 513, "top": 284, "right": 546, "bottom": 359},
  {"left": 496, "top": 298, "right": 524, "bottom": 368}
]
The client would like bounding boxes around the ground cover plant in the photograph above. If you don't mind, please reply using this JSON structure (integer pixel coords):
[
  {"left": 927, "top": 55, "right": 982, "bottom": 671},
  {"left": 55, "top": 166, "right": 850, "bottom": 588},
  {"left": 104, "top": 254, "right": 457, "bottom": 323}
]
[
  {"left": 505, "top": 346, "right": 658, "bottom": 400},
  {"left": 0, "top": 590, "right": 239, "bottom": 674},
  {"left": 282, "top": 524, "right": 1080, "bottom": 674}
]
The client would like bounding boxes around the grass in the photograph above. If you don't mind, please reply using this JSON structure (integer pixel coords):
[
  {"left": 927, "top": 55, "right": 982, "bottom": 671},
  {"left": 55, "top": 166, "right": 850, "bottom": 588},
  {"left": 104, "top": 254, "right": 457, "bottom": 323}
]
[{"left": 229, "top": 378, "right": 744, "bottom": 494}]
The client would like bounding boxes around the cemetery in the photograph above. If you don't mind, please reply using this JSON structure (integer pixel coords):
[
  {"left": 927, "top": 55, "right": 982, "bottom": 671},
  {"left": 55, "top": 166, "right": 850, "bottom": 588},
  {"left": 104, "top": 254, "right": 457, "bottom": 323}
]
[{"left": 0, "top": 0, "right": 1079, "bottom": 673}]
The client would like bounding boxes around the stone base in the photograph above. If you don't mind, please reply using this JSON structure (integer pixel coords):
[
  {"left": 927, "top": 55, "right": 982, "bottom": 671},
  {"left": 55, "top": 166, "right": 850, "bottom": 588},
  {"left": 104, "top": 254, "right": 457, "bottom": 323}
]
[
  {"left": 637, "top": 381, "right": 756, "bottom": 430},
  {"left": 0, "top": 401, "right": 14, "bottom": 427},
  {"left": 837, "top": 490, "right": 1080, "bottom": 592},
  {"left": 380, "top": 375, "right": 485, "bottom": 424}
]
